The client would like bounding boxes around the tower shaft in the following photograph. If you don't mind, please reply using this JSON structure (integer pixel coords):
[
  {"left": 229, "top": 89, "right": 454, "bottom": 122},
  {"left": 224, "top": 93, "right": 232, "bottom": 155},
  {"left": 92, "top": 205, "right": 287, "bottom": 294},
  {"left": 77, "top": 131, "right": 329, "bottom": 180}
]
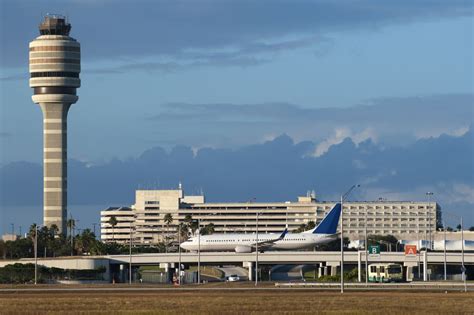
[{"left": 41, "top": 102, "right": 70, "bottom": 234}]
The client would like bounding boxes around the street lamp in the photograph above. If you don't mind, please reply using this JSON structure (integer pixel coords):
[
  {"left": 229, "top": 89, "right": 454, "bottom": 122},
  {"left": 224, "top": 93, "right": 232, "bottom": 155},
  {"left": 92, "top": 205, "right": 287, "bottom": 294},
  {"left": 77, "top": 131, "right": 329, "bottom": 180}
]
[
  {"left": 197, "top": 218, "right": 201, "bottom": 284},
  {"left": 195, "top": 213, "right": 216, "bottom": 285},
  {"left": 178, "top": 223, "right": 182, "bottom": 285},
  {"left": 129, "top": 222, "right": 133, "bottom": 285},
  {"left": 34, "top": 224, "right": 38, "bottom": 285},
  {"left": 444, "top": 212, "right": 466, "bottom": 292},
  {"left": 426, "top": 192, "right": 434, "bottom": 250},
  {"left": 32, "top": 224, "right": 43, "bottom": 285},
  {"left": 255, "top": 212, "right": 261, "bottom": 286},
  {"left": 443, "top": 221, "right": 447, "bottom": 281},
  {"left": 365, "top": 207, "right": 368, "bottom": 286},
  {"left": 417, "top": 214, "right": 421, "bottom": 280},
  {"left": 461, "top": 216, "right": 466, "bottom": 293},
  {"left": 340, "top": 184, "right": 360, "bottom": 294}
]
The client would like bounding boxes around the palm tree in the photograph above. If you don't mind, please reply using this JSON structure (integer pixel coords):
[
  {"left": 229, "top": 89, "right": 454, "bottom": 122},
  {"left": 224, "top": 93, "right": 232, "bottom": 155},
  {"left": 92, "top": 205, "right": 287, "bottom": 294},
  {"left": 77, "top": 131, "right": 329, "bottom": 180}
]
[
  {"left": 75, "top": 229, "right": 96, "bottom": 254},
  {"left": 200, "top": 223, "right": 215, "bottom": 235},
  {"left": 164, "top": 213, "right": 173, "bottom": 242},
  {"left": 28, "top": 223, "right": 38, "bottom": 239},
  {"left": 164, "top": 213, "right": 174, "bottom": 226},
  {"left": 50, "top": 224, "right": 59, "bottom": 238},
  {"left": 108, "top": 216, "right": 118, "bottom": 243},
  {"left": 184, "top": 214, "right": 199, "bottom": 235},
  {"left": 178, "top": 222, "right": 189, "bottom": 241},
  {"left": 184, "top": 214, "right": 193, "bottom": 225}
]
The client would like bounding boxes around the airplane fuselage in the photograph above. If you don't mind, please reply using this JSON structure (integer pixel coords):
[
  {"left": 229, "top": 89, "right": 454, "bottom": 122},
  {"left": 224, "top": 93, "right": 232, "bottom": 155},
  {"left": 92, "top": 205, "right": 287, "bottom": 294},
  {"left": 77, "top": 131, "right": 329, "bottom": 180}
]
[{"left": 180, "top": 232, "right": 337, "bottom": 252}]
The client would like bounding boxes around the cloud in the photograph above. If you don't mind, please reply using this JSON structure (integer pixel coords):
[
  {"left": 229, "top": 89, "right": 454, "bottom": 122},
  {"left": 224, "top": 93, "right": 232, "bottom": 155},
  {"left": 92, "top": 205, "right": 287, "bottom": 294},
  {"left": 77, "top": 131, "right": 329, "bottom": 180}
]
[
  {"left": 1, "top": 127, "right": 472, "bottom": 222},
  {"left": 84, "top": 35, "right": 327, "bottom": 73},
  {"left": 144, "top": 94, "right": 473, "bottom": 151},
  {"left": 1, "top": 1, "right": 472, "bottom": 69},
  {"left": 93, "top": 56, "right": 269, "bottom": 74},
  {"left": 415, "top": 125, "right": 471, "bottom": 139},
  {"left": 313, "top": 127, "right": 376, "bottom": 157},
  {"left": 0, "top": 74, "right": 27, "bottom": 82},
  {"left": 439, "top": 183, "right": 474, "bottom": 204}
]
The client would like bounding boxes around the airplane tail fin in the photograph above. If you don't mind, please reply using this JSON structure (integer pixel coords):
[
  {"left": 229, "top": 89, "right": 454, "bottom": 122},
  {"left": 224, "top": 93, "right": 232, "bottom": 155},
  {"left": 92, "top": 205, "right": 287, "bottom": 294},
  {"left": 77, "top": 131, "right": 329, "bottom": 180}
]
[
  {"left": 278, "top": 228, "right": 288, "bottom": 240},
  {"left": 303, "top": 203, "right": 342, "bottom": 234}
]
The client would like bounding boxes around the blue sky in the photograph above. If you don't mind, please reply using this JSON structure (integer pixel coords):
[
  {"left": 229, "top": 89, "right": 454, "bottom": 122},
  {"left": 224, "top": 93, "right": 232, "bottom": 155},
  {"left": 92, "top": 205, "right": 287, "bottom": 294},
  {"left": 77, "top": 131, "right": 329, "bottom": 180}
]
[
  {"left": 1, "top": 1, "right": 473, "bottom": 163},
  {"left": 0, "top": 1, "right": 473, "bottom": 233}
]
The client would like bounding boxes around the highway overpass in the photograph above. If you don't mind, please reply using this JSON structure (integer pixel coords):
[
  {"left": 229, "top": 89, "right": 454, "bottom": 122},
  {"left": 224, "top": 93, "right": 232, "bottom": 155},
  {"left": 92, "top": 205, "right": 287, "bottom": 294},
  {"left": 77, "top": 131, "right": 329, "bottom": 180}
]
[{"left": 1, "top": 251, "right": 473, "bottom": 282}]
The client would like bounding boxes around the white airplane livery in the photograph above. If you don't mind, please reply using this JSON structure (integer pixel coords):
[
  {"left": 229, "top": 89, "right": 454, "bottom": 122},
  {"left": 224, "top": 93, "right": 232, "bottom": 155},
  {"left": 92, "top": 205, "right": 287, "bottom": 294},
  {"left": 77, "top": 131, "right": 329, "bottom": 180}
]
[{"left": 180, "top": 203, "right": 342, "bottom": 253}]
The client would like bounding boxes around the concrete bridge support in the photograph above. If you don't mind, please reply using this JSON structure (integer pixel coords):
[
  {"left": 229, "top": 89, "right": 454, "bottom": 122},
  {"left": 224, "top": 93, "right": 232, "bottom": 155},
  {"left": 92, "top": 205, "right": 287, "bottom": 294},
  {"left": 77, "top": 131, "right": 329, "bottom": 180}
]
[
  {"left": 403, "top": 261, "right": 417, "bottom": 282},
  {"left": 326, "top": 262, "right": 339, "bottom": 277},
  {"left": 244, "top": 262, "right": 253, "bottom": 281},
  {"left": 423, "top": 251, "right": 428, "bottom": 281},
  {"left": 358, "top": 250, "right": 362, "bottom": 282},
  {"left": 318, "top": 263, "right": 324, "bottom": 278}
]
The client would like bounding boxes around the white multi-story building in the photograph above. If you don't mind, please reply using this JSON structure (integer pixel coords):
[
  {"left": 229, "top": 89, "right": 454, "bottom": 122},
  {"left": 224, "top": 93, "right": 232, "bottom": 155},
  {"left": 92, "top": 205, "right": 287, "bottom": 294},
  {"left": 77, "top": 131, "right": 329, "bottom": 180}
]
[
  {"left": 100, "top": 187, "right": 441, "bottom": 245},
  {"left": 100, "top": 207, "right": 135, "bottom": 243}
]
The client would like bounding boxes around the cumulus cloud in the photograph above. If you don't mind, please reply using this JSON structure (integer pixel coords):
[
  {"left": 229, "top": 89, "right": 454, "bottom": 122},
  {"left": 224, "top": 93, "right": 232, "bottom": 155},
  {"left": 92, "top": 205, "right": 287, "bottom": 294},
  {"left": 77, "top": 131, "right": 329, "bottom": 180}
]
[
  {"left": 438, "top": 183, "right": 474, "bottom": 204},
  {"left": 2, "top": 127, "right": 473, "bottom": 231},
  {"left": 155, "top": 95, "right": 473, "bottom": 154},
  {"left": 415, "top": 125, "right": 471, "bottom": 140},
  {"left": 313, "top": 127, "right": 377, "bottom": 157}
]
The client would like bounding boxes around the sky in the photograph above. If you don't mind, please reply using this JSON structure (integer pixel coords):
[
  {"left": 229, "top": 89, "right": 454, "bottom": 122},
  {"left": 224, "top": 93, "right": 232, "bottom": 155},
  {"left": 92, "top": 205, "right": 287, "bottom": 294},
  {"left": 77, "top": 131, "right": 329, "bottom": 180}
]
[{"left": 0, "top": 1, "right": 473, "bottom": 234}]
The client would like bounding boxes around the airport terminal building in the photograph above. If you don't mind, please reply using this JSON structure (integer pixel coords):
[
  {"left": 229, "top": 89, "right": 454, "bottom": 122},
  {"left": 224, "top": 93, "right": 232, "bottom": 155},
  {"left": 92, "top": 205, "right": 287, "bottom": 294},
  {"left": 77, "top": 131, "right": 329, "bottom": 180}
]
[{"left": 100, "top": 187, "right": 440, "bottom": 245}]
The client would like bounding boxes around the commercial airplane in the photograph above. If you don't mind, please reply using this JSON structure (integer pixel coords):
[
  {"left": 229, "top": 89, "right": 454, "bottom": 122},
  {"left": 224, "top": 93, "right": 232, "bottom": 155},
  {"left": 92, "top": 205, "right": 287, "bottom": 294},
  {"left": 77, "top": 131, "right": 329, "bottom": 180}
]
[{"left": 180, "top": 203, "right": 341, "bottom": 253}]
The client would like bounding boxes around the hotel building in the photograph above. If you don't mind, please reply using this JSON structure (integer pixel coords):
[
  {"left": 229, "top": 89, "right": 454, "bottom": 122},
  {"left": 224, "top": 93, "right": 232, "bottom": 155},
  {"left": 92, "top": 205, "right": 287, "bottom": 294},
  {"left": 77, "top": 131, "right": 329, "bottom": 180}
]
[{"left": 100, "top": 187, "right": 440, "bottom": 245}]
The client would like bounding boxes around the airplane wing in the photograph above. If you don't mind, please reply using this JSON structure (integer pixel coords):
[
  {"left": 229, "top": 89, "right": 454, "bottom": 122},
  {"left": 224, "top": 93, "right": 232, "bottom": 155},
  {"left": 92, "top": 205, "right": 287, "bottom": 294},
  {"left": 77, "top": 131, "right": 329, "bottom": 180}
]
[{"left": 251, "top": 228, "right": 287, "bottom": 251}]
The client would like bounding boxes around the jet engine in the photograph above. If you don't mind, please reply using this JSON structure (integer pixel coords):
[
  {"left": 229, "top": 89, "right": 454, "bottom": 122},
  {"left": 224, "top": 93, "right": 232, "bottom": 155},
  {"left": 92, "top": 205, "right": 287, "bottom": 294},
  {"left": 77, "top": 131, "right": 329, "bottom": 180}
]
[{"left": 234, "top": 245, "right": 252, "bottom": 253}]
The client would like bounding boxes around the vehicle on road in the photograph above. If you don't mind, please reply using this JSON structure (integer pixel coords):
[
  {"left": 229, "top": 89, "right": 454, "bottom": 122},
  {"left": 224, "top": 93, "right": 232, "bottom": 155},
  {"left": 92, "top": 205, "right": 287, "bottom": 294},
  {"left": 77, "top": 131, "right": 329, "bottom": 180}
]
[
  {"left": 368, "top": 263, "right": 403, "bottom": 283},
  {"left": 180, "top": 203, "right": 342, "bottom": 253},
  {"left": 226, "top": 275, "right": 240, "bottom": 282}
]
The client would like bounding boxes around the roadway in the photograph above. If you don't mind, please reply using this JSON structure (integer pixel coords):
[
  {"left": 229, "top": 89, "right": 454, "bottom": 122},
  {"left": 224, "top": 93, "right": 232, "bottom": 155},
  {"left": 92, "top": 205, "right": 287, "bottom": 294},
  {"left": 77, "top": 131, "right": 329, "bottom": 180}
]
[
  {"left": 0, "top": 282, "right": 473, "bottom": 292},
  {"left": 107, "top": 251, "right": 474, "bottom": 265}
]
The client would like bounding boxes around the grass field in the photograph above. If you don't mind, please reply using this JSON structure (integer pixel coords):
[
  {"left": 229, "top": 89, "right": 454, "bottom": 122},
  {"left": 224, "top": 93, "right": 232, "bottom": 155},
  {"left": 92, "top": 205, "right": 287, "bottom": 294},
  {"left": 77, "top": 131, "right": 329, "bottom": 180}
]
[{"left": 1, "top": 287, "right": 473, "bottom": 314}]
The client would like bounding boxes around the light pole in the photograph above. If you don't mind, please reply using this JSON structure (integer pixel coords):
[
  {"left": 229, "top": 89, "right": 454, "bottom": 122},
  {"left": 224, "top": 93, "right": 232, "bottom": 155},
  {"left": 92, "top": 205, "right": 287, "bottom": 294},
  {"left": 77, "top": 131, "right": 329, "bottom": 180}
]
[
  {"left": 443, "top": 222, "right": 447, "bottom": 281},
  {"left": 426, "top": 192, "right": 434, "bottom": 250},
  {"left": 444, "top": 211, "right": 466, "bottom": 292},
  {"left": 178, "top": 223, "right": 182, "bottom": 285},
  {"left": 195, "top": 214, "right": 215, "bottom": 285},
  {"left": 69, "top": 215, "right": 75, "bottom": 256},
  {"left": 129, "top": 222, "right": 133, "bottom": 285},
  {"left": 340, "top": 184, "right": 360, "bottom": 294},
  {"left": 197, "top": 218, "right": 201, "bottom": 285},
  {"left": 365, "top": 207, "right": 368, "bottom": 286},
  {"left": 461, "top": 216, "right": 466, "bottom": 293},
  {"left": 34, "top": 224, "right": 38, "bottom": 285},
  {"left": 417, "top": 215, "right": 421, "bottom": 279},
  {"left": 255, "top": 212, "right": 260, "bottom": 286}
]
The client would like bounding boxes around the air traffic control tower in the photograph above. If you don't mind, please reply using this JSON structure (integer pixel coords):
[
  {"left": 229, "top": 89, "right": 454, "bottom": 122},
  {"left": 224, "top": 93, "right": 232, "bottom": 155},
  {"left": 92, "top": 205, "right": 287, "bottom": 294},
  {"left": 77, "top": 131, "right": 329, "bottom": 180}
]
[{"left": 29, "top": 15, "right": 81, "bottom": 234}]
